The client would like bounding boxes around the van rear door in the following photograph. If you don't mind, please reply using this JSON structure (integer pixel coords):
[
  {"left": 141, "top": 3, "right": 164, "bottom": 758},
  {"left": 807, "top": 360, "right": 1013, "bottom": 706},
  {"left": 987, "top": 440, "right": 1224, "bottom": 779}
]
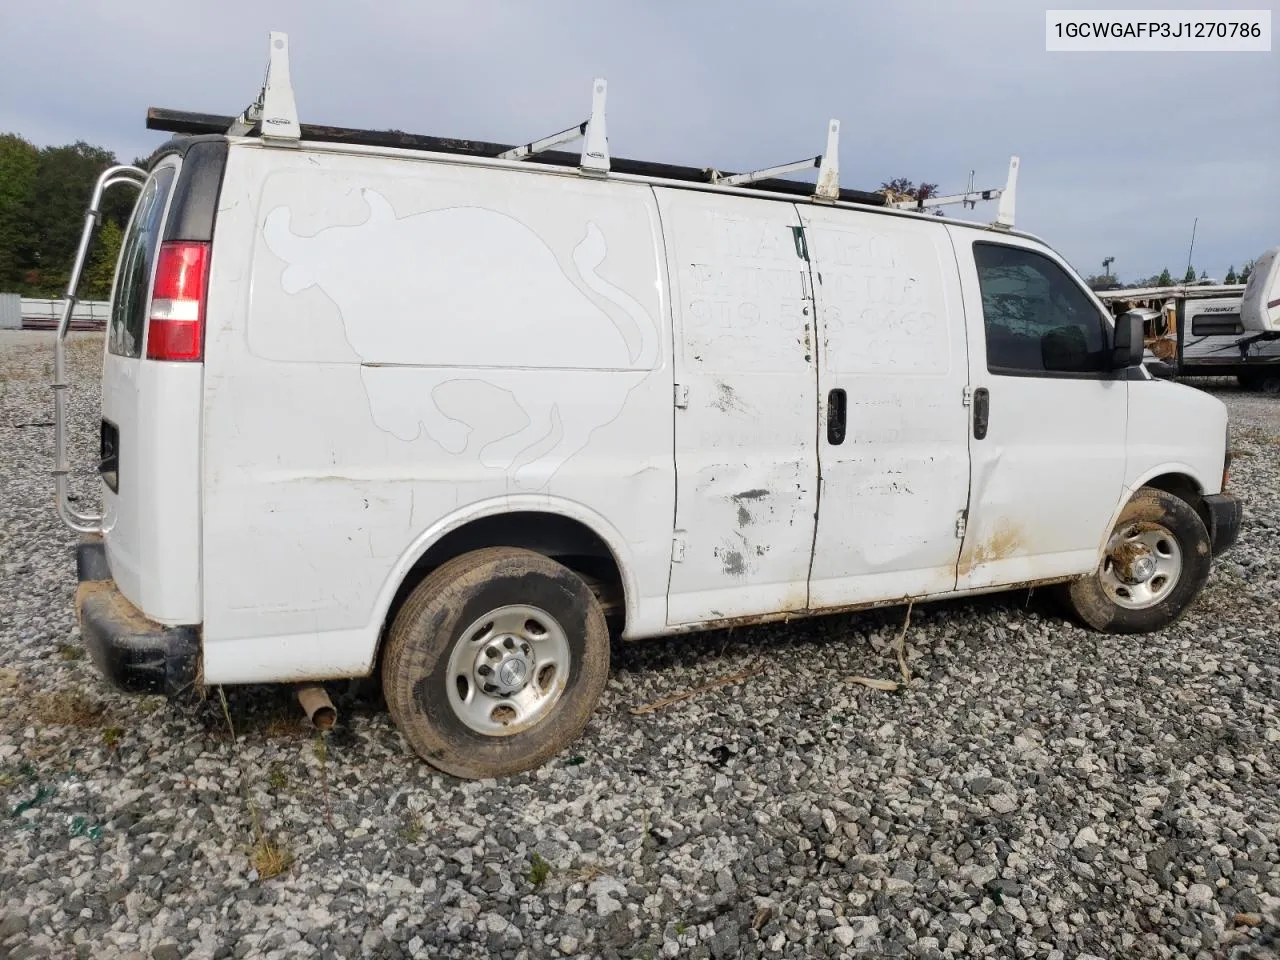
[{"left": 100, "top": 148, "right": 211, "bottom": 625}]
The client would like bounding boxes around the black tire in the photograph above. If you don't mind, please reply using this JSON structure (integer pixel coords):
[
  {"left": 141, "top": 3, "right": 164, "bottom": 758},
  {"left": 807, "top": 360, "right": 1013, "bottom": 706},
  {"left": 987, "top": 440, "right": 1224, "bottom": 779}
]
[
  {"left": 382, "top": 547, "right": 609, "bottom": 779},
  {"left": 1060, "top": 487, "right": 1212, "bottom": 634}
]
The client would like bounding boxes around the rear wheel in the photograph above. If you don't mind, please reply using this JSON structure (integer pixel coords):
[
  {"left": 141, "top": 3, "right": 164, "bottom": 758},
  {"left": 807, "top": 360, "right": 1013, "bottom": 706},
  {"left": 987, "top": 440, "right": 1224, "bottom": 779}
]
[
  {"left": 382, "top": 547, "right": 610, "bottom": 779},
  {"left": 1061, "top": 487, "right": 1212, "bottom": 634}
]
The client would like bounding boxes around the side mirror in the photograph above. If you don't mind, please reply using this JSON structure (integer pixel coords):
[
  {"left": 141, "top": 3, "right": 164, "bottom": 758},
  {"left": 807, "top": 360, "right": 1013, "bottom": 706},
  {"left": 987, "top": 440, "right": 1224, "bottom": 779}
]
[{"left": 1112, "top": 311, "right": 1146, "bottom": 369}]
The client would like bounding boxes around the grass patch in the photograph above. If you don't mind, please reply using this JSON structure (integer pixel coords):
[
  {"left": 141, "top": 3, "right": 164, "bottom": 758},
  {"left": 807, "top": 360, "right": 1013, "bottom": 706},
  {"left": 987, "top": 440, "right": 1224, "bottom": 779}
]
[
  {"left": 527, "top": 851, "right": 551, "bottom": 889},
  {"left": 251, "top": 836, "right": 294, "bottom": 880},
  {"left": 102, "top": 726, "right": 124, "bottom": 752},
  {"left": 31, "top": 689, "right": 105, "bottom": 727},
  {"left": 56, "top": 644, "right": 84, "bottom": 662}
]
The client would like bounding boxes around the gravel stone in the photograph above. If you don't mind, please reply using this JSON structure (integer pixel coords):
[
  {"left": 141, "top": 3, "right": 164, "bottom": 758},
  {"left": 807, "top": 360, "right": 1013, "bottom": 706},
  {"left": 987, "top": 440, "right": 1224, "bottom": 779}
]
[{"left": 3, "top": 336, "right": 1280, "bottom": 959}]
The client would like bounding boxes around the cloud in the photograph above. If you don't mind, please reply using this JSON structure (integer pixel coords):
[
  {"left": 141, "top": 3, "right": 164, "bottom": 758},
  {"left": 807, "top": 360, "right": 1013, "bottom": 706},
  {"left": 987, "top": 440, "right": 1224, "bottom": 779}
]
[{"left": 0, "top": 0, "right": 1274, "bottom": 278}]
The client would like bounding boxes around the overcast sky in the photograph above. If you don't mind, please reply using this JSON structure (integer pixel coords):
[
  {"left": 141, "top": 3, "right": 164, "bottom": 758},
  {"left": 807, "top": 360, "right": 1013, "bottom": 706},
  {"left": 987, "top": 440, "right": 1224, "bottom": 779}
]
[{"left": 1, "top": 0, "right": 1275, "bottom": 282}]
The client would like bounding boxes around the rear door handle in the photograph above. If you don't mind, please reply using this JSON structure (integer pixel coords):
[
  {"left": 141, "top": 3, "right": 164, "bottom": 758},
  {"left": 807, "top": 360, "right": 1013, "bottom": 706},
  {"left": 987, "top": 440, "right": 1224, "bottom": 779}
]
[
  {"left": 827, "top": 388, "right": 847, "bottom": 445},
  {"left": 973, "top": 387, "right": 990, "bottom": 440}
]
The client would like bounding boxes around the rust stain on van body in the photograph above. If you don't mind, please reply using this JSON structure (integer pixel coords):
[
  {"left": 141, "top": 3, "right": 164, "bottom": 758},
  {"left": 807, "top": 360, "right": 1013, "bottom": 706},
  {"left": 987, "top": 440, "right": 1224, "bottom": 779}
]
[{"left": 957, "top": 521, "right": 1024, "bottom": 578}]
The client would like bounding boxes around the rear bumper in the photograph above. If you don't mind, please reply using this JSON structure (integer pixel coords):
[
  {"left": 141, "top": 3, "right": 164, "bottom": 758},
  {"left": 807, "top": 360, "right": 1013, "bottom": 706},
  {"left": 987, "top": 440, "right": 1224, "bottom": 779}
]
[
  {"left": 75, "top": 539, "right": 200, "bottom": 696},
  {"left": 1204, "top": 493, "right": 1243, "bottom": 557}
]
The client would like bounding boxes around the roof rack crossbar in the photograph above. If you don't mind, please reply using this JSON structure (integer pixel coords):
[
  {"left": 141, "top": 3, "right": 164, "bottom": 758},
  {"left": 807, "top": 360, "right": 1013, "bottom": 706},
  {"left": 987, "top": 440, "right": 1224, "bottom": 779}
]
[
  {"left": 499, "top": 78, "right": 609, "bottom": 174},
  {"left": 227, "top": 31, "right": 299, "bottom": 144},
  {"left": 711, "top": 156, "right": 821, "bottom": 188},
  {"left": 886, "top": 155, "right": 1020, "bottom": 226},
  {"left": 711, "top": 118, "right": 842, "bottom": 197}
]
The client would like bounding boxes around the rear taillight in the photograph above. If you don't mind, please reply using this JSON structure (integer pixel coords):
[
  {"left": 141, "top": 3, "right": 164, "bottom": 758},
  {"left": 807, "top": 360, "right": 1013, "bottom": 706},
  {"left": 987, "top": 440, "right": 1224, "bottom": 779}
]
[{"left": 146, "top": 241, "right": 209, "bottom": 362}]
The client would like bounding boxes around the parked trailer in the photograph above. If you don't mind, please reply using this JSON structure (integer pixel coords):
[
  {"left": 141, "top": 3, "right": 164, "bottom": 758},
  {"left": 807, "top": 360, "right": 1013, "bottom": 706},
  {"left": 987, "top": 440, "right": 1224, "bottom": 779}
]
[{"left": 1097, "top": 256, "right": 1280, "bottom": 393}]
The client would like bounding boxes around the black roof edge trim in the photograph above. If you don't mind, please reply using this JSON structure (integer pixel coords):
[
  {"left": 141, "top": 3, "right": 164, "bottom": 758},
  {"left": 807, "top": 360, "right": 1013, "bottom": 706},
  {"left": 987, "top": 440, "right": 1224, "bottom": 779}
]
[{"left": 146, "top": 106, "right": 887, "bottom": 207}]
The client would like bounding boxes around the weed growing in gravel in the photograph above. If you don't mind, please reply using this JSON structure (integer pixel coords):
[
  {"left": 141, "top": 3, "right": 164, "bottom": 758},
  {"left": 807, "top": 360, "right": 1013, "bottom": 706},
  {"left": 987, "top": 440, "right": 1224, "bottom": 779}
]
[
  {"left": 217, "top": 687, "right": 294, "bottom": 883},
  {"left": 268, "top": 764, "right": 288, "bottom": 790},
  {"left": 102, "top": 726, "right": 124, "bottom": 753},
  {"left": 313, "top": 731, "right": 332, "bottom": 826},
  {"left": 56, "top": 644, "right": 84, "bottom": 662},
  {"left": 400, "top": 816, "right": 425, "bottom": 843},
  {"left": 31, "top": 689, "right": 104, "bottom": 727},
  {"left": 135, "top": 697, "right": 165, "bottom": 715},
  {"left": 527, "top": 851, "right": 551, "bottom": 888}
]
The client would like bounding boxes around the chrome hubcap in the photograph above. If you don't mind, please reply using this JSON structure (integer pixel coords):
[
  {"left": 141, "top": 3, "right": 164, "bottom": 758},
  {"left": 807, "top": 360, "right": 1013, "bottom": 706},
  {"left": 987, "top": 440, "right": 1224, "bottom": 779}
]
[
  {"left": 1099, "top": 522, "right": 1183, "bottom": 610},
  {"left": 446, "top": 604, "right": 570, "bottom": 736}
]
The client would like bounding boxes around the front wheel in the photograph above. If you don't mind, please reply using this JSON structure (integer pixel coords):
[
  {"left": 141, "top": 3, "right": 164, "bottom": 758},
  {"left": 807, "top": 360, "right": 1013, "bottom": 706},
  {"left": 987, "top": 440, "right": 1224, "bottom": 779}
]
[
  {"left": 382, "top": 547, "right": 610, "bottom": 779},
  {"left": 1061, "top": 488, "right": 1212, "bottom": 634}
]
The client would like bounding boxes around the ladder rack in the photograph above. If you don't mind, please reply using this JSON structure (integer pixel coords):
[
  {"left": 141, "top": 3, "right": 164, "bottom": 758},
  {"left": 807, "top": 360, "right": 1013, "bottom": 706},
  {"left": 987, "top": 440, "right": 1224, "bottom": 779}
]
[{"left": 146, "top": 31, "right": 1020, "bottom": 227}]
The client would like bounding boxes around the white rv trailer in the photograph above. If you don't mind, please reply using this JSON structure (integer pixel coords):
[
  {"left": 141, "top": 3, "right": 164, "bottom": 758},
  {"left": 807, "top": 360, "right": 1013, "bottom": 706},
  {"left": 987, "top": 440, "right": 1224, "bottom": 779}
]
[{"left": 1097, "top": 252, "right": 1280, "bottom": 393}]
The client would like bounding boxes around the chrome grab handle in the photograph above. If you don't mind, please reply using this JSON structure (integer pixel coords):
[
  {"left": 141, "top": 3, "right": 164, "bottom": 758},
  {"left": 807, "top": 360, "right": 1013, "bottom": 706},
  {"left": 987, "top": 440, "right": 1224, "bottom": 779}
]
[{"left": 54, "top": 164, "right": 147, "bottom": 534}]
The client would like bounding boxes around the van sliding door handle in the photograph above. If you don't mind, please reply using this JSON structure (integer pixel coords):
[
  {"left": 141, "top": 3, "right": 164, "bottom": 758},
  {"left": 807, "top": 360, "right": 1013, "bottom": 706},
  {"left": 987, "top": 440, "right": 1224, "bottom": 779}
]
[
  {"left": 973, "top": 387, "right": 990, "bottom": 440},
  {"left": 827, "top": 389, "right": 847, "bottom": 445}
]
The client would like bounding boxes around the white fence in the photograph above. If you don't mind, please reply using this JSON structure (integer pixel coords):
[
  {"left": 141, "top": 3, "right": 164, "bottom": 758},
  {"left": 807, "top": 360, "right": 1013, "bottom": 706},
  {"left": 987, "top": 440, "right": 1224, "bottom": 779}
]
[{"left": 0, "top": 295, "right": 110, "bottom": 330}]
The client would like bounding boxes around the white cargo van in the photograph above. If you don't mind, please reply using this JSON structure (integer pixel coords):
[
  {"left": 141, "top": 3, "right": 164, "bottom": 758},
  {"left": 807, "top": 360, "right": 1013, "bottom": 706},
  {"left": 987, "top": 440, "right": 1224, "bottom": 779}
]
[{"left": 56, "top": 35, "right": 1241, "bottom": 778}]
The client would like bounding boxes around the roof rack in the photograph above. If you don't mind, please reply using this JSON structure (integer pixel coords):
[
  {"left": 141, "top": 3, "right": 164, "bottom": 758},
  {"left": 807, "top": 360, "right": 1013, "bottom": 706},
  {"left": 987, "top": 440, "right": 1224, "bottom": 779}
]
[
  {"left": 885, "top": 159, "right": 1020, "bottom": 228},
  {"left": 146, "top": 31, "right": 1021, "bottom": 227}
]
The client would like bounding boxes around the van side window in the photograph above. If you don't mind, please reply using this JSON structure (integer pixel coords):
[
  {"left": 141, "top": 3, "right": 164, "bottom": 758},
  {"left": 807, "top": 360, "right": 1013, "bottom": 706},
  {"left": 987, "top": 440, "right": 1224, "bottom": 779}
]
[
  {"left": 108, "top": 166, "right": 177, "bottom": 359},
  {"left": 972, "top": 242, "right": 1109, "bottom": 376}
]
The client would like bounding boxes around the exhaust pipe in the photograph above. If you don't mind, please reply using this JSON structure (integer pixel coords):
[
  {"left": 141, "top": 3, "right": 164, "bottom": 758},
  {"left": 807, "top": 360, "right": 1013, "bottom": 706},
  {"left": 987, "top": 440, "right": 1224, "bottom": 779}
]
[{"left": 296, "top": 683, "right": 337, "bottom": 731}]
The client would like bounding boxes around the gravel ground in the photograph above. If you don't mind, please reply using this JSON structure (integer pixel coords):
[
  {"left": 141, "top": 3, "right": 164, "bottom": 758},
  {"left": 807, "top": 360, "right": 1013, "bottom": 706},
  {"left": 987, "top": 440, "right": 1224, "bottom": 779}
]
[{"left": 2, "top": 331, "right": 1278, "bottom": 960}]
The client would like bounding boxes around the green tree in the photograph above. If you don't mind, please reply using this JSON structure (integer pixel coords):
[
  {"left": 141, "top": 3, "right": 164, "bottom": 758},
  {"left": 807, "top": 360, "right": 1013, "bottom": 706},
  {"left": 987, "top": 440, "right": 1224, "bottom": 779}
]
[
  {"left": 20, "top": 142, "right": 125, "bottom": 295},
  {"left": 880, "top": 178, "right": 940, "bottom": 202},
  {"left": 1240, "top": 261, "right": 1253, "bottom": 283},
  {"left": 1225, "top": 265, "right": 1238, "bottom": 284},
  {"left": 1157, "top": 268, "right": 1173, "bottom": 286},
  {"left": 1085, "top": 274, "right": 1121, "bottom": 291},
  {"left": 0, "top": 134, "right": 39, "bottom": 291},
  {"left": 1183, "top": 265, "right": 1197, "bottom": 283},
  {"left": 83, "top": 218, "right": 123, "bottom": 301}
]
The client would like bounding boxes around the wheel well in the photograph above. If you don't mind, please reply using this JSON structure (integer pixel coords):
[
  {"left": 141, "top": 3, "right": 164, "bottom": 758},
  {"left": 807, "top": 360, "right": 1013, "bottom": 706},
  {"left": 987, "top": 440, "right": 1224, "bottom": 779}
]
[
  {"left": 1142, "top": 473, "right": 1210, "bottom": 530},
  {"left": 376, "top": 512, "right": 626, "bottom": 673}
]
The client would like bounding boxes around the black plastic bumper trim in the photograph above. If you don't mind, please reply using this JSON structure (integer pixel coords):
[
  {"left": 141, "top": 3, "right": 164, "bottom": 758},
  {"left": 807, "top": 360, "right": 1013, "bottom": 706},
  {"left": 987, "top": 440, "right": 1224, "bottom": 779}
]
[
  {"left": 1204, "top": 493, "right": 1243, "bottom": 557},
  {"left": 75, "top": 540, "right": 200, "bottom": 696}
]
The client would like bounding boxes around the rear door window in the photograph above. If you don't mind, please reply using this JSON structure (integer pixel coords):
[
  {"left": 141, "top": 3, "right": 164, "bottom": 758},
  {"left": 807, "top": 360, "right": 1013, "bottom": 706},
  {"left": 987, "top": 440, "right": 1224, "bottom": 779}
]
[{"left": 108, "top": 165, "right": 177, "bottom": 358}]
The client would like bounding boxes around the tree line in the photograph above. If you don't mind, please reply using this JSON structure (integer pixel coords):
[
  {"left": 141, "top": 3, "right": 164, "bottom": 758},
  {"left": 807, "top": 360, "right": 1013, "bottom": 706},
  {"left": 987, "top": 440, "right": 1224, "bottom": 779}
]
[
  {"left": 0, "top": 134, "right": 141, "bottom": 301},
  {"left": 1085, "top": 261, "right": 1255, "bottom": 292}
]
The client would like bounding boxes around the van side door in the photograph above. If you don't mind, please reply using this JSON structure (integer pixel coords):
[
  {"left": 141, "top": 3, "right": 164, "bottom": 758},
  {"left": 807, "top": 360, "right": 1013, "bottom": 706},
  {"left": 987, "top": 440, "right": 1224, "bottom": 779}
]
[
  {"left": 947, "top": 229, "right": 1128, "bottom": 589},
  {"left": 654, "top": 188, "right": 819, "bottom": 624},
  {"left": 798, "top": 208, "right": 972, "bottom": 606}
]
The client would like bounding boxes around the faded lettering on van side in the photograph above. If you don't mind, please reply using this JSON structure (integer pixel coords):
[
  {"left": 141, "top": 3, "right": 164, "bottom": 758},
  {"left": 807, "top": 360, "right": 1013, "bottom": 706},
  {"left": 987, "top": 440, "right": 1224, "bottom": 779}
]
[{"left": 262, "top": 188, "right": 660, "bottom": 489}]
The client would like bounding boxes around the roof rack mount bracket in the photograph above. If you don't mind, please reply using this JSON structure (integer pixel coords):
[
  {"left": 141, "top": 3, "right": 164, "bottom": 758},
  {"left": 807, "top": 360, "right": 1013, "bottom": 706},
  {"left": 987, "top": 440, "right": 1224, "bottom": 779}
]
[
  {"left": 228, "top": 30, "right": 300, "bottom": 145},
  {"left": 497, "top": 78, "right": 610, "bottom": 175},
  {"left": 814, "top": 120, "right": 840, "bottom": 201},
  {"left": 994, "top": 155, "right": 1019, "bottom": 229},
  {"left": 883, "top": 155, "right": 1019, "bottom": 226}
]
